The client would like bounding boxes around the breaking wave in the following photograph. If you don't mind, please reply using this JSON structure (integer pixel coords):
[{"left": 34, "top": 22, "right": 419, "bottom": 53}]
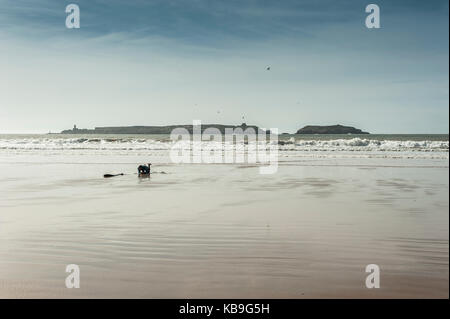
[
  {"left": 0, "top": 138, "right": 449, "bottom": 152},
  {"left": 277, "top": 138, "right": 449, "bottom": 151}
]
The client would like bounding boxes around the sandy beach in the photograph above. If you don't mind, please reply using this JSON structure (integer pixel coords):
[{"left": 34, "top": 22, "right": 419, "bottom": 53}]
[{"left": 0, "top": 134, "right": 448, "bottom": 298}]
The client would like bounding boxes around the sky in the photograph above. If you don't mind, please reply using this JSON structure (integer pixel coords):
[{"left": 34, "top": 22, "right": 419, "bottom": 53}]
[{"left": 0, "top": 0, "right": 448, "bottom": 134}]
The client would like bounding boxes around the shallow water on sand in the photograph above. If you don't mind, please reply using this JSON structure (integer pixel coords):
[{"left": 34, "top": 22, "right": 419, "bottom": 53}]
[{"left": 0, "top": 139, "right": 448, "bottom": 298}]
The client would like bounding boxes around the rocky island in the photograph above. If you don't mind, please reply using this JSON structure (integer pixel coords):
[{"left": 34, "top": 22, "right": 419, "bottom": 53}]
[
  {"left": 296, "top": 125, "right": 369, "bottom": 135},
  {"left": 61, "top": 123, "right": 268, "bottom": 135}
]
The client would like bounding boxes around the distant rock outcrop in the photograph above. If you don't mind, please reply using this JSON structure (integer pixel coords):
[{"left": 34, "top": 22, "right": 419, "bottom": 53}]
[
  {"left": 60, "top": 123, "right": 268, "bottom": 135},
  {"left": 296, "top": 125, "right": 369, "bottom": 134}
]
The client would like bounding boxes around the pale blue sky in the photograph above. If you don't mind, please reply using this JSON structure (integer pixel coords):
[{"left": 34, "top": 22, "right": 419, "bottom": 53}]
[{"left": 0, "top": 0, "right": 448, "bottom": 133}]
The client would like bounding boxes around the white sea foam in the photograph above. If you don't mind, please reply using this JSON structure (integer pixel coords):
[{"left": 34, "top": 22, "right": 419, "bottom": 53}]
[
  {"left": 279, "top": 138, "right": 449, "bottom": 151},
  {"left": 1, "top": 137, "right": 447, "bottom": 150},
  {"left": 0, "top": 137, "right": 448, "bottom": 161}
]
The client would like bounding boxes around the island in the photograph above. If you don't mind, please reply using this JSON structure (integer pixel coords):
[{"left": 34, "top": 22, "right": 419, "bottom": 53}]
[
  {"left": 296, "top": 125, "right": 369, "bottom": 135},
  {"left": 61, "top": 123, "right": 268, "bottom": 135}
]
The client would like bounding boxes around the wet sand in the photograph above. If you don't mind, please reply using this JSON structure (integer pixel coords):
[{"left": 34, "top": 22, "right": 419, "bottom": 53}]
[{"left": 0, "top": 156, "right": 448, "bottom": 298}]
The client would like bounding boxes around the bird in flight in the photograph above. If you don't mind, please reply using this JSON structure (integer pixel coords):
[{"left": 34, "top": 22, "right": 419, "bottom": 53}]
[{"left": 266, "top": 66, "right": 271, "bottom": 71}]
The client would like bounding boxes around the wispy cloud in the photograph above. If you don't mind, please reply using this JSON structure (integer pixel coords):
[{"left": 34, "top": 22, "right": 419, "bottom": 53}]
[{"left": 0, "top": 0, "right": 448, "bottom": 133}]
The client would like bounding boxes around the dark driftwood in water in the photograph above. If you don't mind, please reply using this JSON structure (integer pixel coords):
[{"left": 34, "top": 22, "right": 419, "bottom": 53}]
[{"left": 103, "top": 173, "right": 124, "bottom": 178}]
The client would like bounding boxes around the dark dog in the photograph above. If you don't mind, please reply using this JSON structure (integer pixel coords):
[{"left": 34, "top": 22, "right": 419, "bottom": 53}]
[{"left": 138, "top": 163, "right": 151, "bottom": 176}]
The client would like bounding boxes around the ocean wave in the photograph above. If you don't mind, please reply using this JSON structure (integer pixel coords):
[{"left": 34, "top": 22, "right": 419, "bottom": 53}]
[
  {"left": 0, "top": 137, "right": 448, "bottom": 153},
  {"left": 281, "top": 138, "right": 449, "bottom": 151}
]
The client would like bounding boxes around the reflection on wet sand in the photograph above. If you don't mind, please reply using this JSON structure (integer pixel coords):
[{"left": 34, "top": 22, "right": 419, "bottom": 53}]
[{"left": 0, "top": 159, "right": 448, "bottom": 298}]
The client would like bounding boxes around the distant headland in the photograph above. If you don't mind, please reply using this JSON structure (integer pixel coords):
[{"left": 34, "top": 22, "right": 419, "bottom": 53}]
[
  {"left": 296, "top": 125, "right": 369, "bottom": 135},
  {"left": 60, "top": 124, "right": 369, "bottom": 135},
  {"left": 61, "top": 123, "right": 267, "bottom": 135}
]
